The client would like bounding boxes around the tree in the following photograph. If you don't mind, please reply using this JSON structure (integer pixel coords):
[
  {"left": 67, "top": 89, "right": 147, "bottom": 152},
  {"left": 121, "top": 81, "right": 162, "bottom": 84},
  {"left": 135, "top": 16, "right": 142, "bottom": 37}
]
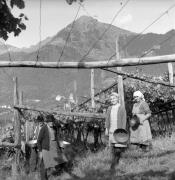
[
  {"left": 66, "top": 0, "right": 84, "bottom": 5},
  {"left": 0, "top": 0, "right": 28, "bottom": 40}
]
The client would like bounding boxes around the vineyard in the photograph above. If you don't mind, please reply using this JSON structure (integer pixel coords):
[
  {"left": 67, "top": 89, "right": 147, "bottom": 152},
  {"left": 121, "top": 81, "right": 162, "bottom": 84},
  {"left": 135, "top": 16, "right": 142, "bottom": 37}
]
[
  {"left": 0, "top": 70, "right": 174, "bottom": 180},
  {"left": 15, "top": 72, "right": 175, "bottom": 146}
]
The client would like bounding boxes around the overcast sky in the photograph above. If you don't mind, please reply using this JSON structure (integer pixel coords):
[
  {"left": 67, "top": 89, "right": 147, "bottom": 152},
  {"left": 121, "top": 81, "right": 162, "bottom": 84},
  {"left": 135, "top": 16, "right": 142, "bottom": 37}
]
[{"left": 5, "top": 0, "right": 175, "bottom": 48}]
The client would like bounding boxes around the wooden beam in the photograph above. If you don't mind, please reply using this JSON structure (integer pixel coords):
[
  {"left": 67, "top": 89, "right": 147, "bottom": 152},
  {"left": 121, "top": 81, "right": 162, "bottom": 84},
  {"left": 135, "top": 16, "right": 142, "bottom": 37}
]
[
  {"left": 14, "top": 105, "right": 106, "bottom": 119},
  {"left": 0, "top": 53, "right": 175, "bottom": 68},
  {"left": 102, "top": 68, "right": 175, "bottom": 87}
]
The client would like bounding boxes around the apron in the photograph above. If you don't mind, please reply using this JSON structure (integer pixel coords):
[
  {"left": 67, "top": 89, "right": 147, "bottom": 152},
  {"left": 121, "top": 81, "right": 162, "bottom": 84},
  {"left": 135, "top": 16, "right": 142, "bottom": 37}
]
[
  {"left": 130, "top": 102, "right": 152, "bottom": 145},
  {"left": 109, "top": 104, "right": 127, "bottom": 147}
]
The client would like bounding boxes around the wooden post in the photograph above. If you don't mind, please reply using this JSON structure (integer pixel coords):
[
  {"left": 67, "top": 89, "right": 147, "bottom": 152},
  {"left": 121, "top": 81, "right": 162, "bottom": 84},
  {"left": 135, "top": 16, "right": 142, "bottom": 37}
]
[
  {"left": 12, "top": 77, "right": 21, "bottom": 179},
  {"left": 19, "top": 91, "right": 24, "bottom": 139},
  {"left": 74, "top": 80, "right": 78, "bottom": 104},
  {"left": 168, "top": 63, "right": 173, "bottom": 84},
  {"left": 21, "top": 92, "right": 29, "bottom": 142},
  {"left": 91, "top": 69, "right": 95, "bottom": 108},
  {"left": 19, "top": 91, "right": 23, "bottom": 106},
  {"left": 116, "top": 37, "right": 125, "bottom": 106},
  {"left": 13, "top": 77, "right": 21, "bottom": 145}
]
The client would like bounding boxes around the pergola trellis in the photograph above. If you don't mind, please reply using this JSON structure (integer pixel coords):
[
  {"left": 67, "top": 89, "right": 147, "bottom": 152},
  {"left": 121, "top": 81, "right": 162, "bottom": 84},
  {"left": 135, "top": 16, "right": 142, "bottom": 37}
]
[
  {"left": 0, "top": 45, "right": 175, "bottom": 146},
  {"left": 0, "top": 44, "right": 175, "bottom": 177}
]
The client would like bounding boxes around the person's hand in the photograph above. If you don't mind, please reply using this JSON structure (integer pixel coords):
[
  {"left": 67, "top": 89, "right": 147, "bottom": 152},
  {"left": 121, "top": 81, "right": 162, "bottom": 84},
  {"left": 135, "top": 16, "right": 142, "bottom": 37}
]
[
  {"left": 105, "top": 128, "right": 109, "bottom": 136},
  {"left": 39, "top": 152, "right": 43, "bottom": 159}
]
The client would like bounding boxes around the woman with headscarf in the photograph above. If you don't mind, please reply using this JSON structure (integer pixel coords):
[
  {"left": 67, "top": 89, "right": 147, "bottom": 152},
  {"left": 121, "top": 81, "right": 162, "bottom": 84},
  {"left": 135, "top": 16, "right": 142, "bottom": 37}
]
[{"left": 130, "top": 90, "right": 152, "bottom": 151}]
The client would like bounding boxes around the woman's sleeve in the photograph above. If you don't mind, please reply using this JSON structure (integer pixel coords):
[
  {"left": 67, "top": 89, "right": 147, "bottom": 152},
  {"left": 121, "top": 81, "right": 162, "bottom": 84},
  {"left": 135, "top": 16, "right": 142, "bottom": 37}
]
[
  {"left": 142, "top": 101, "right": 151, "bottom": 114},
  {"left": 132, "top": 104, "right": 135, "bottom": 115}
]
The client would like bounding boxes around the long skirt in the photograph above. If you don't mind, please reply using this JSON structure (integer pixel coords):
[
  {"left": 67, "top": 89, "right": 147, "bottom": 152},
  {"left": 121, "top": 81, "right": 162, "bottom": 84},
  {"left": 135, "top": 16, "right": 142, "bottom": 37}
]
[
  {"left": 130, "top": 120, "right": 152, "bottom": 145},
  {"left": 42, "top": 141, "right": 59, "bottom": 169},
  {"left": 42, "top": 141, "right": 67, "bottom": 169}
]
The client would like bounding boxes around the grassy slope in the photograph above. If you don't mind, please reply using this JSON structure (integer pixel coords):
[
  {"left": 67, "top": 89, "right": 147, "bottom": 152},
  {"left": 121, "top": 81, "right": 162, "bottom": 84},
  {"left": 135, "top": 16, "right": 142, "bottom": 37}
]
[
  {"left": 68, "top": 136, "right": 175, "bottom": 180},
  {"left": 2, "top": 135, "right": 175, "bottom": 180}
]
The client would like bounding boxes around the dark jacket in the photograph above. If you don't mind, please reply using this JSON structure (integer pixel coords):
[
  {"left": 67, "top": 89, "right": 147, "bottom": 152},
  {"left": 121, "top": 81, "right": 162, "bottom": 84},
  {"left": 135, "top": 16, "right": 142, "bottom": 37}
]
[
  {"left": 37, "top": 124, "right": 50, "bottom": 152},
  {"left": 105, "top": 104, "right": 127, "bottom": 131}
]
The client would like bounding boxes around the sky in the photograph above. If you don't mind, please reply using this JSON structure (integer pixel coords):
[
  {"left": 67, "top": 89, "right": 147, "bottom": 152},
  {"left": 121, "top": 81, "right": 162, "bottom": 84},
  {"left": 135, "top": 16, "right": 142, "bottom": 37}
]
[{"left": 5, "top": 0, "right": 175, "bottom": 48}]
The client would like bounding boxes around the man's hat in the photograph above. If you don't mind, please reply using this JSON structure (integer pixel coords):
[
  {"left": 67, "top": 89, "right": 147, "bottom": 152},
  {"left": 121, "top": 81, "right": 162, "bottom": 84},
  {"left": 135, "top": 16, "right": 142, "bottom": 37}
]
[
  {"left": 36, "top": 115, "right": 44, "bottom": 122},
  {"left": 45, "top": 114, "right": 55, "bottom": 123}
]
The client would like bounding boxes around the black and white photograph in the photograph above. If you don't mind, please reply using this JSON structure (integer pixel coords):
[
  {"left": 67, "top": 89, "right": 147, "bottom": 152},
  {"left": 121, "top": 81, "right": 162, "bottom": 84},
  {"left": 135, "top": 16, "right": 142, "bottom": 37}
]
[{"left": 0, "top": 0, "right": 175, "bottom": 179}]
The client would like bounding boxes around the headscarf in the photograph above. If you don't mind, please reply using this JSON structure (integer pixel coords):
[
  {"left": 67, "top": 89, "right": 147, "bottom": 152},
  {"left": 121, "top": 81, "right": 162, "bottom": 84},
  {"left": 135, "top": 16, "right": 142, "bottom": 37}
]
[
  {"left": 133, "top": 91, "right": 145, "bottom": 101},
  {"left": 110, "top": 92, "right": 119, "bottom": 97}
]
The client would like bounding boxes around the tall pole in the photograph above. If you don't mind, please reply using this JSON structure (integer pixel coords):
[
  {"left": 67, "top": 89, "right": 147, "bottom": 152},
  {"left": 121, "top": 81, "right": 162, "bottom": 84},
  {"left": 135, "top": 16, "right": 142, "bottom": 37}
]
[
  {"left": 74, "top": 80, "right": 77, "bottom": 104},
  {"left": 19, "top": 91, "right": 23, "bottom": 106},
  {"left": 91, "top": 69, "right": 95, "bottom": 108},
  {"left": 19, "top": 91, "right": 25, "bottom": 141},
  {"left": 116, "top": 36, "right": 125, "bottom": 107},
  {"left": 168, "top": 63, "right": 173, "bottom": 84},
  {"left": 12, "top": 77, "right": 21, "bottom": 179},
  {"left": 13, "top": 77, "right": 21, "bottom": 145}
]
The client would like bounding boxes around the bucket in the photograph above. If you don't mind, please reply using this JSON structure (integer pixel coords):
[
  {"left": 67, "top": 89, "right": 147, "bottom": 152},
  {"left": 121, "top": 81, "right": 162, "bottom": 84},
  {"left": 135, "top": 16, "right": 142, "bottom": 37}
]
[
  {"left": 129, "top": 115, "right": 140, "bottom": 130},
  {"left": 27, "top": 139, "right": 37, "bottom": 148},
  {"left": 113, "top": 129, "right": 129, "bottom": 144},
  {"left": 59, "top": 140, "right": 71, "bottom": 149}
]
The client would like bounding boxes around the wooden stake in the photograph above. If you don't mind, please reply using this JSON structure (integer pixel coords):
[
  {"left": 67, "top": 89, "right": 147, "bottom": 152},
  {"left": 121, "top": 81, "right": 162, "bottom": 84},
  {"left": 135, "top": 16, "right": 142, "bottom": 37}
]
[
  {"left": 19, "top": 91, "right": 23, "bottom": 106},
  {"left": 91, "top": 69, "right": 95, "bottom": 108},
  {"left": 12, "top": 77, "right": 20, "bottom": 179},
  {"left": 116, "top": 37, "right": 125, "bottom": 106},
  {"left": 168, "top": 63, "right": 174, "bottom": 84},
  {"left": 13, "top": 77, "right": 21, "bottom": 145},
  {"left": 74, "top": 80, "right": 78, "bottom": 104}
]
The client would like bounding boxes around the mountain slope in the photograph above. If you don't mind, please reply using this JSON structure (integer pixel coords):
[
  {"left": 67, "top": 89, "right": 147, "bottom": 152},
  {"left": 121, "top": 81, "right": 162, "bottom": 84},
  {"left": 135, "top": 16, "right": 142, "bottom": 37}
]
[{"left": 0, "top": 16, "right": 174, "bottom": 107}]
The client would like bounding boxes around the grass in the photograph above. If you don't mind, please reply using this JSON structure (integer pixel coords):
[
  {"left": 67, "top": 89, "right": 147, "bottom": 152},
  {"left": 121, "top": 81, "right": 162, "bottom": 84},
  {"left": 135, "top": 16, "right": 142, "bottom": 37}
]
[{"left": 1, "top": 134, "right": 175, "bottom": 180}]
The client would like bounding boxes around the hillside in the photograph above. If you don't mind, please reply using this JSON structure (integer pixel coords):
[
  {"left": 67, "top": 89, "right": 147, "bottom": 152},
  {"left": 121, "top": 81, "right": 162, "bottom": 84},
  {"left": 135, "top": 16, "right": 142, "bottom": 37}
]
[{"left": 0, "top": 16, "right": 174, "bottom": 107}]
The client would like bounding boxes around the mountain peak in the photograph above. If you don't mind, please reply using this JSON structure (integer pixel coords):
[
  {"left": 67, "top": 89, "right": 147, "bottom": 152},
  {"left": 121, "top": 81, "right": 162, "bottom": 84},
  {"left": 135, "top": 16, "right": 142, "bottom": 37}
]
[
  {"left": 68, "top": 15, "right": 98, "bottom": 31},
  {"left": 76, "top": 15, "right": 95, "bottom": 23},
  {"left": 166, "top": 29, "right": 175, "bottom": 35}
]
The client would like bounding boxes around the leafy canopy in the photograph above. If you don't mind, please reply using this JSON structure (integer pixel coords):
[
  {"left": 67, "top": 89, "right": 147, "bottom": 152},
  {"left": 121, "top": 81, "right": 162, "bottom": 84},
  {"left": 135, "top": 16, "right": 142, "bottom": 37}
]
[
  {"left": 0, "top": 0, "right": 28, "bottom": 40},
  {"left": 66, "top": 0, "right": 84, "bottom": 5}
]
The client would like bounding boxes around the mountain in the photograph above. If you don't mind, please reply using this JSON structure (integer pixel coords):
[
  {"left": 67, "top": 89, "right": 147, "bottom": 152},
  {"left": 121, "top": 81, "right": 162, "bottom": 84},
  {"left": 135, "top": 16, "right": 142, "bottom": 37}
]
[
  {"left": 121, "top": 29, "right": 175, "bottom": 75},
  {"left": 0, "top": 44, "right": 20, "bottom": 55},
  {"left": 0, "top": 16, "right": 174, "bottom": 107}
]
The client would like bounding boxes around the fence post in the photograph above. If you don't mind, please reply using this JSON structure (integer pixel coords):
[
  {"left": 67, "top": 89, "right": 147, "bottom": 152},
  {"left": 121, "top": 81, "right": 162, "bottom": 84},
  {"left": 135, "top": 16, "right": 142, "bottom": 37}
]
[
  {"left": 116, "top": 36, "right": 125, "bottom": 107},
  {"left": 168, "top": 63, "right": 173, "bottom": 84},
  {"left": 12, "top": 77, "right": 21, "bottom": 179},
  {"left": 91, "top": 69, "right": 95, "bottom": 109},
  {"left": 19, "top": 91, "right": 23, "bottom": 106},
  {"left": 19, "top": 91, "right": 24, "bottom": 140}
]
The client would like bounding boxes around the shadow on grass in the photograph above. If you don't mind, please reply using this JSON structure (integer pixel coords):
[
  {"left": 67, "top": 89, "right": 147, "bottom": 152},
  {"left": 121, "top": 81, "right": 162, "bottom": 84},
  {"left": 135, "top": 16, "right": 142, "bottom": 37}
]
[
  {"left": 148, "top": 150, "right": 175, "bottom": 158},
  {"left": 59, "top": 168, "right": 175, "bottom": 180},
  {"left": 124, "top": 149, "right": 175, "bottom": 160}
]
